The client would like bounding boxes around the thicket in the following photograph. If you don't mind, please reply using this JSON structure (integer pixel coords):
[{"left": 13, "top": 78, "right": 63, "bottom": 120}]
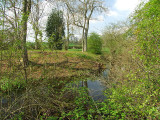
[
  {"left": 101, "top": 0, "right": 160, "bottom": 119},
  {"left": 87, "top": 32, "right": 102, "bottom": 54}
]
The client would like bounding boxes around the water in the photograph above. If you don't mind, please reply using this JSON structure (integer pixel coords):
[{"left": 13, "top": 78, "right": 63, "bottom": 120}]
[
  {"left": 71, "top": 68, "right": 109, "bottom": 102},
  {"left": 0, "top": 68, "right": 110, "bottom": 114},
  {"left": 86, "top": 80, "right": 107, "bottom": 102}
]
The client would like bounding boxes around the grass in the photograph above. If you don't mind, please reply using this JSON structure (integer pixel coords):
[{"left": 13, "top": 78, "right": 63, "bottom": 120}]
[
  {"left": 65, "top": 52, "right": 94, "bottom": 60},
  {"left": 0, "top": 49, "right": 107, "bottom": 119},
  {"left": 68, "top": 49, "right": 82, "bottom": 51},
  {"left": 0, "top": 49, "right": 106, "bottom": 92}
]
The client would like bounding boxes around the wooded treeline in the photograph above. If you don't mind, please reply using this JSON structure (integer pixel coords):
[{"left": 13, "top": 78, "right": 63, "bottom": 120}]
[{"left": 0, "top": 0, "right": 107, "bottom": 62}]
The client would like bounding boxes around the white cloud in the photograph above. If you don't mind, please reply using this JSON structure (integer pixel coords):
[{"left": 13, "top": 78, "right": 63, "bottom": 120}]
[
  {"left": 114, "top": 0, "right": 140, "bottom": 11},
  {"left": 90, "top": 15, "right": 104, "bottom": 23},
  {"left": 107, "top": 10, "right": 118, "bottom": 16},
  {"left": 97, "top": 15, "right": 104, "bottom": 21}
]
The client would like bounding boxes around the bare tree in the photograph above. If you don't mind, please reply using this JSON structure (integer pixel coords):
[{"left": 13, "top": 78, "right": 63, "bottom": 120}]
[
  {"left": 61, "top": 0, "right": 107, "bottom": 52},
  {"left": 9, "top": 0, "right": 23, "bottom": 43},
  {"left": 30, "top": 0, "right": 44, "bottom": 49},
  {"left": 2, "top": 0, "right": 6, "bottom": 35},
  {"left": 61, "top": 4, "right": 73, "bottom": 50},
  {"left": 0, "top": 0, "right": 23, "bottom": 45}
]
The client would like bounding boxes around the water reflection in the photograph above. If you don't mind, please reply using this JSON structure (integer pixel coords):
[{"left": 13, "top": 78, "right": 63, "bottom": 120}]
[
  {"left": 84, "top": 80, "right": 106, "bottom": 102},
  {"left": 72, "top": 68, "right": 109, "bottom": 102}
]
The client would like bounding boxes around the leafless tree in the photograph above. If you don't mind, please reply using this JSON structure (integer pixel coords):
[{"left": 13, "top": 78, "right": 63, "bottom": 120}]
[
  {"left": 60, "top": 3, "right": 74, "bottom": 50},
  {"left": 61, "top": 0, "right": 107, "bottom": 52},
  {"left": 30, "top": 0, "right": 45, "bottom": 49},
  {"left": 0, "top": 0, "right": 23, "bottom": 44}
]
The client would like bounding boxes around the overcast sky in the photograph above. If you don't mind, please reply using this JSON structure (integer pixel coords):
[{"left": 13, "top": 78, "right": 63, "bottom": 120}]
[{"left": 27, "top": 0, "right": 142, "bottom": 42}]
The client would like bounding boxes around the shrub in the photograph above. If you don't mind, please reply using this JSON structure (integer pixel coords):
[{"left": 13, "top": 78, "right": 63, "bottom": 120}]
[
  {"left": 26, "top": 42, "right": 35, "bottom": 49},
  {"left": 87, "top": 32, "right": 102, "bottom": 54},
  {"left": 0, "top": 76, "right": 26, "bottom": 91}
]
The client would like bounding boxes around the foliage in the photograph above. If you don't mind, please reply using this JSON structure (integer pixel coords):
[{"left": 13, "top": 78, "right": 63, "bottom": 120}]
[
  {"left": 131, "top": 0, "right": 160, "bottom": 75},
  {"left": 0, "top": 76, "right": 25, "bottom": 92},
  {"left": 87, "top": 32, "right": 102, "bottom": 54},
  {"left": 26, "top": 42, "right": 36, "bottom": 49},
  {"left": 46, "top": 9, "right": 65, "bottom": 50},
  {"left": 102, "top": 0, "right": 160, "bottom": 119},
  {"left": 0, "top": 30, "right": 14, "bottom": 50},
  {"left": 11, "top": 112, "right": 24, "bottom": 120},
  {"left": 130, "top": 0, "right": 160, "bottom": 99},
  {"left": 0, "top": 0, "right": 159, "bottom": 119},
  {"left": 61, "top": 83, "right": 99, "bottom": 120},
  {"left": 102, "top": 21, "right": 128, "bottom": 55},
  {"left": 129, "top": 1, "right": 160, "bottom": 118}
]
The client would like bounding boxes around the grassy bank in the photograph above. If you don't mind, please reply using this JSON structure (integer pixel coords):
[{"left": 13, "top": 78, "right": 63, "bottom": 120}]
[
  {"left": 0, "top": 49, "right": 106, "bottom": 92},
  {"left": 0, "top": 49, "right": 108, "bottom": 119}
]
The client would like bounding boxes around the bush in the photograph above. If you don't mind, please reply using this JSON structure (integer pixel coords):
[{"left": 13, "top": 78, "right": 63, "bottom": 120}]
[
  {"left": 26, "top": 42, "right": 35, "bottom": 49},
  {"left": 102, "top": 0, "right": 160, "bottom": 119},
  {"left": 0, "top": 76, "right": 26, "bottom": 91},
  {"left": 87, "top": 32, "right": 102, "bottom": 54}
]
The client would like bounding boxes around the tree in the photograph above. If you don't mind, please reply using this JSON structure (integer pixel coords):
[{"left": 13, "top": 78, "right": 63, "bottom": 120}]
[
  {"left": 63, "top": 9, "right": 72, "bottom": 50},
  {"left": 30, "top": 0, "right": 44, "bottom": 49},
  {"left": 22, "top": 0, "right": 31, "bottom": 68},
  {"left": 102, "top": 21, "right": 128, "bottom": 55},
  {"left": 0, "top": 0, "right": 6, "bottom": 49},
  {"left": 0, "top": 0, "right": 22, "bottom": 46},
  {"left": 46, "top": 9, "right": 65, "bottom": 50},
  {"left": 62, "top": 0, "right": 107, "bottom": 52},
  {"left": 87, "top": 32, "right": 102, "bottom": 54}
]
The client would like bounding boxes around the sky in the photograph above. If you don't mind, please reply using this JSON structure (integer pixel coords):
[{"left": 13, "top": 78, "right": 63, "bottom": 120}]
[
  {"left": 89, "top": 0, "right": 141, "bottom": 35},
  {"left": 27, "top": 0, "right": 142, "bottom": 42}
]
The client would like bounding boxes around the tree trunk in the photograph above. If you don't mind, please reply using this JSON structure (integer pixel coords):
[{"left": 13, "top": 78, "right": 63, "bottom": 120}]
[
  {"left": 66, "top": 20, "right": 70, "bottom": 50},
  {"left": 22, "top": 0, "right": 31, "bottom": 83},
  {"left": 82, "top": 16, "right": 87, "bottom": 52},
  {"left": 22, "top": 0, "right": 29, "bottom": 67},
  {"left": 82, "top": 29, "right": 85, "bottom": 52},
  {"left": 2, "top": 0, "right": 6, "bottom": 37},
  {"left": 84, "top": 29, "right": 88, "bottom": 52},
  {"left": 35, "top": 31, "right": 38, "bottom": 49},
  {"left": 84, "top": 19, "right": 89, "bottom": 52},
  {"left": 34, "top": 0, "right": 40, "bottom": 49},
  {"left": 39, "top": 31, "right": 42, "bottom": 43}
]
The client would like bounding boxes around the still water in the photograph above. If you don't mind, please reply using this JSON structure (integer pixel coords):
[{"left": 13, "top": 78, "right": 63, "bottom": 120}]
[{"left": 71, "top": 68, "right": 109, "bottom": 102}]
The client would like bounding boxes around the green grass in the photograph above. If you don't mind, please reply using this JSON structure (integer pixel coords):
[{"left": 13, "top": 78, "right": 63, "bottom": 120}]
[
  {"left": 65, "top": 51, "right": 102, "bottom": 61},
  {"left": 68, "top": 49, "right": 82, "bottom": 51},
  {"left": 0, "top": 76, "right": 26, "bottom": 92},
  {"left": 65, "top": 52, "right": 93, "bottom": 60},
  {"left": 27, "top": 49, "right": 103, "bottom": 63}
]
